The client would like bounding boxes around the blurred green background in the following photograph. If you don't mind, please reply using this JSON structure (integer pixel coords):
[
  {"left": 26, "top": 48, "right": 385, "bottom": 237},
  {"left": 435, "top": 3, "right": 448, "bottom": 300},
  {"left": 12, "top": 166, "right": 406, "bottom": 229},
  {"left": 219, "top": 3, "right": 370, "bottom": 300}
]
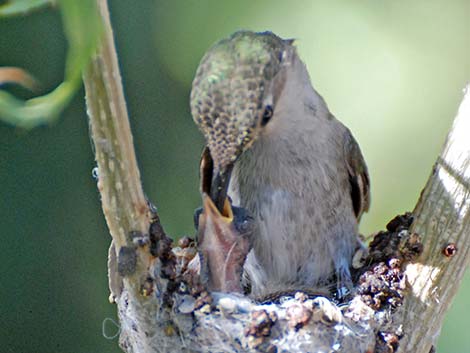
[{"left": 0, "top": 0, "right": 469, "bottom": 352}]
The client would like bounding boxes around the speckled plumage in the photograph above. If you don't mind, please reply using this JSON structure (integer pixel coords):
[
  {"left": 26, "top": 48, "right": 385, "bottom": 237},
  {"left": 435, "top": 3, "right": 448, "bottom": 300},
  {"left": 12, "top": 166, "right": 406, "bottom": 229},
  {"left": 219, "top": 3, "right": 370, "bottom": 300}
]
[
  {"left": 191, "top": 31, "right": 370, "bottom": 298},
  {"left": 190, "top": 32, "right": 286, "bottom": 171}
]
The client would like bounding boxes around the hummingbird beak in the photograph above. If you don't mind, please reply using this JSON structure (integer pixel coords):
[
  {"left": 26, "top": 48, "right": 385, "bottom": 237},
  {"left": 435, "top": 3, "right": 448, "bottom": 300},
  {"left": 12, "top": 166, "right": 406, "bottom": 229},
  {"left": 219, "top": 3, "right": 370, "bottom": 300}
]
[
  {"left": 199, "top": 147, "right": 234, "bottom": 217},
  {"left": 197, "top": 148, "right": 253, "bottom": 293},
  {"left": 210, "top": 164, "right": 234, "bottom": 215}
]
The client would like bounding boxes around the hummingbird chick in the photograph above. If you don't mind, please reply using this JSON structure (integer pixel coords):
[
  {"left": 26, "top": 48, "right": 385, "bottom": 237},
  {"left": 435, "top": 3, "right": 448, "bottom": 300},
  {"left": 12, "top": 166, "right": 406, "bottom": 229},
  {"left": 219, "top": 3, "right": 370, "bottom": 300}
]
[{"left": 190, "top": 31, "right": 370, "bottom": 298}]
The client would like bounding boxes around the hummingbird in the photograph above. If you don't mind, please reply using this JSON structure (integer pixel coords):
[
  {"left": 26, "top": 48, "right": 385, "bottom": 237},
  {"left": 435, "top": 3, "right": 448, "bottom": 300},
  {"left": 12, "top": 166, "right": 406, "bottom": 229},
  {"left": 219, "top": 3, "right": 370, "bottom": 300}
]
[{"left": 190, "top": 31, "right": 370, "bottom": 298}]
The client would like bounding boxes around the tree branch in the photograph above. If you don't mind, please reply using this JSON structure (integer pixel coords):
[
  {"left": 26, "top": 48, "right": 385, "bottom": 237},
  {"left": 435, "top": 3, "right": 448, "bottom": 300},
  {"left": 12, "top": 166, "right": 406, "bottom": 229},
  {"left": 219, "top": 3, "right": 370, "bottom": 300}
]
[
  {"left": 83, "top": 1, "right": 166, "bottom": 352},
  {"left": 397, "top": 85, "right": 470, "bottom": 353},
  {"left": 84, "top": 0, "right": 149, "bottom": 254},
  {"left": 83, "top": 0, "right": 470, "bottom": 351}
]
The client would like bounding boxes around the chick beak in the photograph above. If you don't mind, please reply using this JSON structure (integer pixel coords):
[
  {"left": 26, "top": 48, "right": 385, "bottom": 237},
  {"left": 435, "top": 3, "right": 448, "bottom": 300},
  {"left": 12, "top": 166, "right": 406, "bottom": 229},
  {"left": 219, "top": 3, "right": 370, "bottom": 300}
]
[{"left": 197, "top": 148, "right": 252, "bottom": 293}]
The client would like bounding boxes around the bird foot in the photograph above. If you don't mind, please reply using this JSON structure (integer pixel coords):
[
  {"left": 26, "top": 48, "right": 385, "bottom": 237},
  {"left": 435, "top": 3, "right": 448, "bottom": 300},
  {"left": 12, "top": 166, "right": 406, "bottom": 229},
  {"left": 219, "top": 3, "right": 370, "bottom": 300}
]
[{"left": 195, "top": 194, "right": 254, "bottom": 293}]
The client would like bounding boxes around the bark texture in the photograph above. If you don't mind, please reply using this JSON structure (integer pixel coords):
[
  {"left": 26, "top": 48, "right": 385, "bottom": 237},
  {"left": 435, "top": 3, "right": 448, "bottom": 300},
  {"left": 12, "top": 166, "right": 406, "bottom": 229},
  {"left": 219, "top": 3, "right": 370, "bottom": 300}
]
[{"left": 396, "top": 86, "right": 470, "bottom": 353}]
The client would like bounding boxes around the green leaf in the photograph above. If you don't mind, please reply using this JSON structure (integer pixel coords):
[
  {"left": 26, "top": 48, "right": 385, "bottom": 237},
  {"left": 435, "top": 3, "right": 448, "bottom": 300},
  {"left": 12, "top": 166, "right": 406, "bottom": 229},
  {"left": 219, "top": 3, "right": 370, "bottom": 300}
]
[
  {"left": 0, "top": 0, "right": 54, "bottom": 17},
  {"left": 0, "top": 0, "right": 102, "bottom": 128},
  {"left": 60, "top": 0, "right": 101, "bottom": 81},
  {"left": 0, "top": 67, "right": 38, "bottom": 90},
  {"left": 0, "top": 81, "right": 75, "bottom": 128}
]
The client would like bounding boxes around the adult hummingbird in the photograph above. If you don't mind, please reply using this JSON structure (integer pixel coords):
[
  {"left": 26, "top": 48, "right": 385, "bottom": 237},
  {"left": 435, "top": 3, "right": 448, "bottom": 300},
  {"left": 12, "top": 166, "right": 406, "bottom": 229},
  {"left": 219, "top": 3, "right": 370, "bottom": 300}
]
[{"left": 190, "top": 31, "right": 370, "bottom": 298}]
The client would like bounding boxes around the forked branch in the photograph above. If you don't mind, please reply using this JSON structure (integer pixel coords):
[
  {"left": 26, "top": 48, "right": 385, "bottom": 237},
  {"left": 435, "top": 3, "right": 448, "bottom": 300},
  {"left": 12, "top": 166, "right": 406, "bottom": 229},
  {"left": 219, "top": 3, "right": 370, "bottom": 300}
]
[{"left": 83, "top": 0, "right": 470, "bottom": 351}]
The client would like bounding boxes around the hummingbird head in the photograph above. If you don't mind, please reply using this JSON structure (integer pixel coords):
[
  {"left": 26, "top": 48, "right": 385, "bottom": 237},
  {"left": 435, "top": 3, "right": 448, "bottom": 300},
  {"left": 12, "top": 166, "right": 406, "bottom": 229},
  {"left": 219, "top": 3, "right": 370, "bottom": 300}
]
[{"left": 190, "top": 31, "right": 295, "bottom": 210}]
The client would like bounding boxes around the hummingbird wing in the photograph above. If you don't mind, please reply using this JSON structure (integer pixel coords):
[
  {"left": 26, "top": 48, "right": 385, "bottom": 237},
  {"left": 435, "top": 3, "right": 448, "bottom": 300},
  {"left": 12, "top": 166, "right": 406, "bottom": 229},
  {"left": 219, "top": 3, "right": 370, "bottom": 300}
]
[{"left": 344, "top": 129, "right": 370, "bottom": 221}]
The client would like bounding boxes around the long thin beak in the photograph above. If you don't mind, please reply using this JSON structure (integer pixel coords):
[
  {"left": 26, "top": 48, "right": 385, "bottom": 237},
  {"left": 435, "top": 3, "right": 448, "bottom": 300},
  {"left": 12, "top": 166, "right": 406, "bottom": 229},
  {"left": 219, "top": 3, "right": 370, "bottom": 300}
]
[{"left": 210, "top": 163, "right": 234, "bottom": 214}]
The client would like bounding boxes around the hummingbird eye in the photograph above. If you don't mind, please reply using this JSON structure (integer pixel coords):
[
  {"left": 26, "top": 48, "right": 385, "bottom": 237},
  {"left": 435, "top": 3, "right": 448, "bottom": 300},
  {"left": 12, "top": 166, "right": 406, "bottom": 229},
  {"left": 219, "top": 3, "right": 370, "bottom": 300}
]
[{"left": 261, "top": 105, "right": 273, "bottom": 126}]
